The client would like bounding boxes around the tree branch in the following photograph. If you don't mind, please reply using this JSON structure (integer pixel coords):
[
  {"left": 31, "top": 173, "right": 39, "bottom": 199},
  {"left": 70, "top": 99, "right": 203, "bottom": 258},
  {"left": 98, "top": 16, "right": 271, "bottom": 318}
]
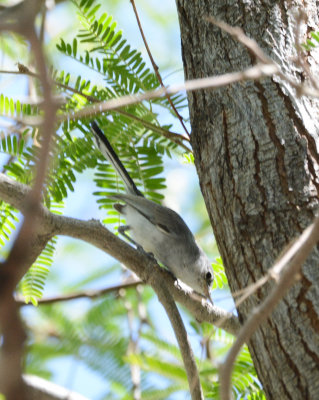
[
  {"left": 0, "top": 173, "right": 237, "bottom": 399},
  {"left": 17, "top": 279, "right": 142, "bottom": 305},
  {"left": 0, "top": 172, "right": 240, "bottom": 336},
  {"left": 56, "top": 63, "right": 279, "bottom": 123},
  {"left": 0, "top": 63, "right": 191, "bottom": 152},
  {"left": 125, "top": 286, "right": 144, "bottom": 400},
  {"left": 154, "top": 281, "right": 204, "bottom": 399},
  {"left": 23, "top": 375, "right": 89, "bottom": 400}
]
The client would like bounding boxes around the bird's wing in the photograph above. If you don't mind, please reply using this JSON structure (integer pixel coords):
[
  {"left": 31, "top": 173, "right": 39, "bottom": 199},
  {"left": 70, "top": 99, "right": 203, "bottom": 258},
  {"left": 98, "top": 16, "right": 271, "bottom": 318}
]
[{"left": 110, "top": 193, "right": 195, "bottom": 239}]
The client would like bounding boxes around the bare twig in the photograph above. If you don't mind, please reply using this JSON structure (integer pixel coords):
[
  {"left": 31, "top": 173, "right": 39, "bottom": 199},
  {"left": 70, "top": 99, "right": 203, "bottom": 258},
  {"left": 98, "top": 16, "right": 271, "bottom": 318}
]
[
  {"left": 219, "top": 217, "right": 319, "bottom": 400},
  {"left": 0, "top": 13, "right": 56, "bottom": 284},
  {"left": 0, "top": 64, "right": 191, "bottom": 152},
  {"left": 2, "top": 66, "right": 279, "bottom": 128},
  {"left": 17, "top": 279, "right": 142, "bottom": 305},
  {"left": 124, "top": 286, "right": 145, "bottom": 400},
  {"left": 6, "top": 26, "right": 319, "bottom": 131},
  {"left": 126, "top": 305, "right": 141, "bottom": 400},
  {"left": 206, "top": 17, "right": 272, "bottom": 65},
  {"left": 207, "top": 15, "right": 319, "bottom": 98},
  {"left": 54, "top": 63, "right": 279, "bottom": 123},
  {"left": 129, "top": 0, "right": 190, "bottom": 140},
  {"left": 154, "top": 280, "right": 204, "bottom": 400}
]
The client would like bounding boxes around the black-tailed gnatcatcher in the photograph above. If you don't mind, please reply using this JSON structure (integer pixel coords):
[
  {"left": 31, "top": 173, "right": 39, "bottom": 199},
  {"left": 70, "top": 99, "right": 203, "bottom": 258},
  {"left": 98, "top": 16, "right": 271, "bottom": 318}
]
[{"left": 91, "top": 121, "right": 214, "bottom": 303}]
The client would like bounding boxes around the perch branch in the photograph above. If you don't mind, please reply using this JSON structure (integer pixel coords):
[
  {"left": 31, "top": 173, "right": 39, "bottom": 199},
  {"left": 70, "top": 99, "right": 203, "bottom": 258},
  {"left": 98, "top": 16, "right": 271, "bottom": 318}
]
[{"left": 0, "top": 172, "right": 240, "bottom": 336}]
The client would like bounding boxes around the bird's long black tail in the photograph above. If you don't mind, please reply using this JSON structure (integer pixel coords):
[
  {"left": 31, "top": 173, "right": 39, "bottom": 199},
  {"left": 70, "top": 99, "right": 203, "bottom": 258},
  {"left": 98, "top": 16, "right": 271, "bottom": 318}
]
[{"left": 90, "top": 121, "right": 143, "bottom": 197}]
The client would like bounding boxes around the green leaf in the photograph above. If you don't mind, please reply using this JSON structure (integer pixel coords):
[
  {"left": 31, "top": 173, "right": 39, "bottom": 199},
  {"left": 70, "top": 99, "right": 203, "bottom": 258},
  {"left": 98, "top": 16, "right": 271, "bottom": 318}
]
[
  {"left": 19, "top": 237, "right": 57, "bottom": 303},
  {"left": 73, "top": 38, "right": 78, "bottom": 56}
]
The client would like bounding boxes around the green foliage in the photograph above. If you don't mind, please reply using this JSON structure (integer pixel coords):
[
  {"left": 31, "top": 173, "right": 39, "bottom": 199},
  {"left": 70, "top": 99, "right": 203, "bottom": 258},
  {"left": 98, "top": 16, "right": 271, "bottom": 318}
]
[
  {"left": 182, "top": 152, "right": 194, "bottom": 165},
  {"left": 25, "top": 293, "right": 140, "bottom": 396},
  {"left": 212, "top": 257, "right": 228, "bottom": 290},
  {"left": 19, "top": 237, "right": 58, "bottom": 305},
  {"left": 52, "top": 0, "right": 183, "bottom": 220},
  {"left": 124, "top": 326, "right": 264, "bottom": 399},
  {"left": 0, "top": 94, "right": 38, "bottom": 118},
  {"left": 301, "top": 31, "right": 319, "bottom": 51},
  {"left": 0, "top": 0, "right": 187, "bottom": 320},
  {"left": 0, "top": 201, "right": 18, "bottom": 247},
  {"left": 24, "top": 291, "right": 264, "bottom": 400}
]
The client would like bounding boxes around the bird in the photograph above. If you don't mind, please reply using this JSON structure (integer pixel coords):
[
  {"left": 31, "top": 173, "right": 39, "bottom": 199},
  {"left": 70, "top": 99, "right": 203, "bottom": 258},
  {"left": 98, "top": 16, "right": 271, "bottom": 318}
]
[{"left": 90, "top": 121, "right": 214, "bottom": 303}]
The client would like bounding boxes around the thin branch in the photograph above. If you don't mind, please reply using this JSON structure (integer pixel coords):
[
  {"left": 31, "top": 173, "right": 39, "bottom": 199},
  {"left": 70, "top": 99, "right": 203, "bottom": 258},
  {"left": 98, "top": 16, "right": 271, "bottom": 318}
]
[
  {"left": 206, "top": 16, "right": 319, "bottom": 98},
  {"left": 0, "top": 29, "right": 56, "bottom": 285},
  {"left": 17, "top": 279, "right": 142, "bottom": 305},
  {"left": 112, "top": 109, "right": 191, "bottom": 152},
  {"left": 54, "top": 63, "right": 279, "bottom": 123},
  {"left": 125, "top": 287, "right": 143, "bottom": 400},
  {"left": 2, "top": 65, "right": 279, "bottom": 127},
  {"left": 0, "top": 172, "right": 240, "bottom": 336},
  {"left": 23, "top": 374, "right": 89, "bottom": 400},
  {"left": 206, "top": 17, "right": 272, "bottom": 65},
  {"left": 129, "top": 0, "right": 190, "bottom": 140},
  {"left": 154, "top": 280, "right": 204, "bottom": 400},
  {"left": 7, "top": 34, "right": 319, "bottom": 128},
  {"left": 219, "top": 217, "right": 319, "bottom": 400},
  {"left": 2, "top": 63, "right": 191, "bottom": 152}
]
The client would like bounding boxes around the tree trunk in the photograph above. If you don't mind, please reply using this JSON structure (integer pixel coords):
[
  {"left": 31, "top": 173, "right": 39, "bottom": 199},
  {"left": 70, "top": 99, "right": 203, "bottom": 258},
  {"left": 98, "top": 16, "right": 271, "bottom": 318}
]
[{"left": 175, "top": 0, "right": 319, "bottom": 398}]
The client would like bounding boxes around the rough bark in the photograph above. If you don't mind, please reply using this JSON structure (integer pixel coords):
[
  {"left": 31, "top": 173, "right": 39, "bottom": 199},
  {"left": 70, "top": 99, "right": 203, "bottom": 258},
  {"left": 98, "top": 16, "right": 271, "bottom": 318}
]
[{"left": 175, "top": 0, "right": 319, "bottom": 399}]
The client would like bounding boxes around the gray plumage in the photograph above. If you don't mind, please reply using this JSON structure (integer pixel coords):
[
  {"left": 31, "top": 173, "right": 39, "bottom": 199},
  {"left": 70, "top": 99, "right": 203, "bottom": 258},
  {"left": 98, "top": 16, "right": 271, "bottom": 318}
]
[{"left": 91, "top": 121, "right": 214, "bottom": 302}]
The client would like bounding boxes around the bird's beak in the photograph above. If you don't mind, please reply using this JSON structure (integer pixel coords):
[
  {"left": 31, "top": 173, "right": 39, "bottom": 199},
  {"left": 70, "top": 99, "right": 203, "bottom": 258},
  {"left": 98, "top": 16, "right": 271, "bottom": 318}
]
[{"left": 203, "top": 285, "right": 214, "bottom": 305}]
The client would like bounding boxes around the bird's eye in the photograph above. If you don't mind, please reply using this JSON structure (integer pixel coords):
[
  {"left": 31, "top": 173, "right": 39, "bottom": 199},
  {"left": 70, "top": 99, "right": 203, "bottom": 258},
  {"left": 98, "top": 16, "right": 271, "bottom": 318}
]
[{"left": 205, "top": 271, "right": 213, "bottom": 285}]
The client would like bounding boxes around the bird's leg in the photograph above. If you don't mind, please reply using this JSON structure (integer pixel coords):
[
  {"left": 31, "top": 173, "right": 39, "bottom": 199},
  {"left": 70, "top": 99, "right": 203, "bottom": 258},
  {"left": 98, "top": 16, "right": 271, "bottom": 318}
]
[
  {"left": 118, "top": 225, "right": 137, "bottom": 246},
  {"left": 118, "top": 225, "right": 156, "bottom": 261}
]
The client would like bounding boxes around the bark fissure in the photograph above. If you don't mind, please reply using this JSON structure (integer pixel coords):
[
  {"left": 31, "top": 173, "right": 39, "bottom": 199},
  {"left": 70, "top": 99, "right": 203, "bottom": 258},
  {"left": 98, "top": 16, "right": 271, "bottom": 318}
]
[
  {"left": 272, "top": 311, "right": 305, "bottom": 397},
  {"left": 254, "top": 81, "right": 291, "bottom": 199},
  {"left": 296, "top": 276, "right": 319, "bottom": 333},
  {"left": 274, "top": 81, "right": 319, "bottom": 195},
  {"left": 255, "top": 324, "right": 293, "bottom": 399},
  {"left": 222, "top": 108, "right": 257, "bottom": 289},
  {"left": 250, "top": 127, "right": 268, "bottom": 227},
  {"left": 284, "top": 296, "right": 319, "bottom": 395},
  {"left": 254, "top": 80, "right": 305, "bottom": 241}
]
